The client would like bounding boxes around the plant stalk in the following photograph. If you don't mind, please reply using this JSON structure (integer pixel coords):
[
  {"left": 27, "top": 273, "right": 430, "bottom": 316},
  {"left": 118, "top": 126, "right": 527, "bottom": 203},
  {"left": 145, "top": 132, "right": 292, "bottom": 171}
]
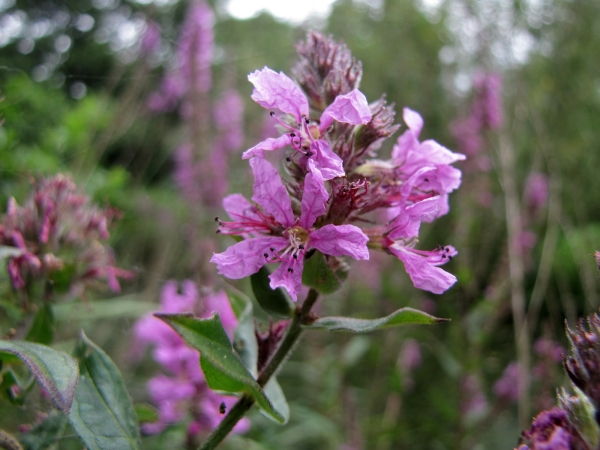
[{"left": 198, "top": 288, "right": 320, "bottom": 450}]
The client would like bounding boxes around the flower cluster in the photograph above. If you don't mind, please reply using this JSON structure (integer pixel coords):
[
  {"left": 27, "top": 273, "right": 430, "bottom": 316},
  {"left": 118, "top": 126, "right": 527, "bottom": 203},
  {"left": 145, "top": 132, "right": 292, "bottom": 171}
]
[
  {"left": 212, "top": 32, "right": 464, "bottom": 297},
  {"left": 0, "top": 174, "right": 129, "bottom": 295},
  {"left": 133, "top": 281, "right": 249, "bottom": 437},
  {"left": 516, "top": 312, "right": 600, "bottom": 450}
]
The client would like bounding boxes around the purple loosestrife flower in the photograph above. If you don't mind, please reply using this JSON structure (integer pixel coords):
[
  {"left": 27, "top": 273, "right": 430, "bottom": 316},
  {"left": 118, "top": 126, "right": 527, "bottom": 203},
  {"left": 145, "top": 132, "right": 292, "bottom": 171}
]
[
  {"left": 211, "top": 157, "right": 369, "bottom": 301},
  {"left": 0, "top": 174, "right": 130, "bottom": 294},
  {"left": 242, "top": 67, "right": 371, "bottom": 180},
  {"left": 133, "top": 281, "right": 248, "bottom": 436},
  {"left": 374, "top": 196, "right": 457, "bottom": 294},
  {"left": 389, "top": 108, "right": 465, "bottom": 219}
]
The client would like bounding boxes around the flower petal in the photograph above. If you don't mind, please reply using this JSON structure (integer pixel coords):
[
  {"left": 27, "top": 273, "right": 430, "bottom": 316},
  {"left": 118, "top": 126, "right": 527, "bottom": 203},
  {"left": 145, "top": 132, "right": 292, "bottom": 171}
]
[
  {"left": 390, "top": 246, "right": 457, "bottom": 294},
  {"left": 310, "top": 140, "right": 345, "bottom": 180},
  {"left": 299, "top": 162, "right": 328, "bottom": 229},
  {"left": 250, "top": 157, "right": 294, "bottom": 227},
  {"left": 211, "top": 236, "right": 287, "bottom": 279},
  {"left": 222, "top": 193, "right": 260, "bottom": 222},
  {"left": 419, "top": 139, "right": 466, "bottom": 165},
  {"left": 248, "top": 67, "right": 309, "bottom": 122},
  {"left": 320, "top": 89, "right": 372, "bottom": 131},
  {"left": 388, "top": 196, "right": 440, "bottom": 239},
  {"left": 310, "top": 224, "right": 369, "bottom": 260},
  {"left": 269, "top": 255, "right": 304, "bottom": 302},
  {"left": 242, "top": 135, "right": 292, "bottom": 160},
  {"left": 403, "top": 107, "right": 424, "bottom": 136}
]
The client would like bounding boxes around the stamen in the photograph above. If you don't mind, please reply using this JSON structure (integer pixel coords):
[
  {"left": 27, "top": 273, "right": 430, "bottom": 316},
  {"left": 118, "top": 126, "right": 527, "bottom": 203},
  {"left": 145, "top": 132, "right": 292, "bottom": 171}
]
[{"left": 288, "top": 268, "right": 294, "bottom": 273}]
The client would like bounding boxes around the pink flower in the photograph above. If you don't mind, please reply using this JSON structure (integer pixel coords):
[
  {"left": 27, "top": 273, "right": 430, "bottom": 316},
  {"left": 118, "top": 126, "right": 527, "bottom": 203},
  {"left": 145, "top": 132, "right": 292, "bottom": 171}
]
[
  {"left": 242, "top": 67, "right": 372, "bottom": 180},
  {"left": 211, "top": 157, "right": 369, "bottom": 301},
  {"left": 376, "top": 196, "right": 457, "bottom": 294},
  {"left": 391, "top": 108, "right": 465, "bottom": 219}
]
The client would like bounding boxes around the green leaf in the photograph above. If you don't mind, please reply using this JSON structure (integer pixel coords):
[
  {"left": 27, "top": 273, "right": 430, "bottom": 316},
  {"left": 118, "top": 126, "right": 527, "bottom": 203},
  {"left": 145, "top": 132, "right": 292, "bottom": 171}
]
[
  {"left": 68, "top": 331, "right": 142, "bottom": 450},
  {"left": 0, "top": 340, "right": 78, "bottom": 413},
  {"left": 305, "top": 307, "right": 450, "bottom": 333},
  {"left": 301, "top": 250, "right": 341, "bottom": 295},
  {"left": 156, "top": 313, "right": 285, "bottom": 424},
  {"left": 25, "top": 304, "right": 54, "bottom": 345},
  {"left": 53, "top": 296, "right": 156, "bottom": 322},
  {"left": 230, "top": 292, "right": 258, "bottom": 378},
  {"left": 134, "top": 403, "right": 159, "bottom": 424},
  {"left": 250, "top": 266, "right": 294, "bottom": 318},
  {"left": 20, "top": 410, "right": 67, "bottom": 450},
  {"left": 262, "top": 378, "right": 289, "bottom": 424}
]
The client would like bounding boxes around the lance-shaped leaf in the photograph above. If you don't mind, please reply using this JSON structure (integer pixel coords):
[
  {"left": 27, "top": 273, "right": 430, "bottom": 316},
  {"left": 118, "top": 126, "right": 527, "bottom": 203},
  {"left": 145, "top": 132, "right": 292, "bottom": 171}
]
[
  {"left": 250, "top": 266, "right": 294, "bottom": 318},
  {"left": 226, "top": 288, "right": 259, "bottom": 377},
  {"left": 156, "top": 313, "right": 285, "bottom": 424},
  {"left": 301, "top": 250, "right": 341, "bottom": 295},
  {"left": 305, "top": 307, "right": 450, "bottom": 333},
  {"left": 68, "top": 331, "right": 142, "bottom": 450},
  {"left": 0, "top": 340, "right": 78, "bottom": 414},
  {"left": 263, "top": 378, "right": 289, "bottom": 424}
]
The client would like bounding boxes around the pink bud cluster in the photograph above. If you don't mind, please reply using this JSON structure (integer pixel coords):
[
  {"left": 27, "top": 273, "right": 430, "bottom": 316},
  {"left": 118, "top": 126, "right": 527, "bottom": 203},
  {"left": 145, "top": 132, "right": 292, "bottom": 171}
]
[
  {"left": 211, "top": 32, "right": 464, "bottom": 297},
  {"left": 0, "top": 174, "right": 130, "bottom": 294},
  {"left": 133, "top": 281, "right": 249, "bottom": 436}
]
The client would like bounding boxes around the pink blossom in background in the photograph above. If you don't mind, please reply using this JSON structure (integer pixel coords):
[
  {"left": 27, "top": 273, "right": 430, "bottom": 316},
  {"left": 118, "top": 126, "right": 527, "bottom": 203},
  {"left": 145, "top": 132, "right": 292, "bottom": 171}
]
[
  {"left": 133, "top": 281, "right": 249, "bottom": 435},
  {"left": 472, "top": 72, "right": 503, "bottom": 130},
  {"left": 461, "top": 374, "right": 488, "bottom": 421},
  {"left": 399, "top": 339, "right": 422, "bottom": 371},
  {"left": 494, "top": 362, "right": 520, "bottom": 402},
  {"left": 524, "top": 173, "right": 549, "bottom": 211},
  {"left": 141, "top": 20, "right": 161, "bottom": 56},
  {"left": 146, "top": 0, "right": 214, "bottom": 112},
  {"left": 214, "top": 90, "right": 245, "bottom": 152},
  {"left": 534, "top": 338, "right": 564, "bottom": 363},
  {"left": 450, "top": 116, "right": 483, "bottom": 156}
]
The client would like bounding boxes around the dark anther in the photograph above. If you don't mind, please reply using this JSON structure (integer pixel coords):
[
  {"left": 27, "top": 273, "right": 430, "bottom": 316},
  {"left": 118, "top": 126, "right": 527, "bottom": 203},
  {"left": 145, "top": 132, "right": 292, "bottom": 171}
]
[
  {"left": 216, "top": 230, "right": 221, "bottom": 234},
  {"left": 305, "top": 151, "right": 312, "bottom": 157},
  {"left": 424, "top": 178, "right": 429, "bottom": 182},
  {"left": 305, "top": 118, "right": 310, "bottom": 124},
  {"left": 441, "top": 254, "right": 446, "bottom": 258},
  {"left": 293, "top": 254, "right": 297, "bottom": 259},
  {"left": 270, "top": 247, "right": 275, "bottom": 252},
  {"left": 286, "top": 157, "right": 292, "bottom": 162},
  {"left": 264, "top": 253, "right": 269, "bottom": 258},
  {"left": 298, "top": 245, "right": 305, "bottom": 249},
  {"left": 270, "top": 111, "right": 275, "bottom": 116},
  {"left": 214, "top": 216, "right": 219, "bottom": 221},
  {"left": 445, "top": 246, "right": 450, "bottom": 252},
  {"left": 288, "top": 268, "right": 294, "bottom": 273},
  {"left": 290, "top": 132, "right": 296, "bottom": 137},
  {"left": 448, "top": 256, "right": 453, "bottom": 260}
]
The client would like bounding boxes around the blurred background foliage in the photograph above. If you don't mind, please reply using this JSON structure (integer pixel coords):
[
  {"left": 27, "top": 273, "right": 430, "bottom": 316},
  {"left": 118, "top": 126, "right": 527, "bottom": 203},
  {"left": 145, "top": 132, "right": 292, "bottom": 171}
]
[{"left": 1, "top": 0, "right": 600, "bottom": 448}]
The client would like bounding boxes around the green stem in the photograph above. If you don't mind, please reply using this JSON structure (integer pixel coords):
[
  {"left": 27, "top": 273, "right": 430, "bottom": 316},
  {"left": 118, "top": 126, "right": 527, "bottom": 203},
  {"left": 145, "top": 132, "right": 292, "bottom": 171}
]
[{"left": 198, "top": 288, "right": 320, "bottom": 450}]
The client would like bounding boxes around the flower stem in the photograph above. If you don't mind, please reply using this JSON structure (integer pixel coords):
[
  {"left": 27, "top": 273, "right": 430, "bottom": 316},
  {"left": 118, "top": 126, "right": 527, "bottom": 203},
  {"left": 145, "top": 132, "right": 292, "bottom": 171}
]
[{"left": 198, "top": 288, "right": 320, "bottom": 450}]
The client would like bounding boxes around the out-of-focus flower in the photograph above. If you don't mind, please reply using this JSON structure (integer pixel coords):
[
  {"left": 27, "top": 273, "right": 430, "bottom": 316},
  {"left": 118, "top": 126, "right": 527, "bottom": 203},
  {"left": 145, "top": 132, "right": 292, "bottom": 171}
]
[
  {"left": 0, "top": 174, "right": 130, "bottom": 295},
  {"left": 133, "top": 281, "right": 248, "bottom": 436},
  {"left": 494, "top": 362, "right": 521, "bottom": 402},
  {"left": 211, "top": 157, "right": 369, "bottom": 301},
  {"left": 141, "top": 20, "right": 161, "bottom": 56},
  {"left": 524, "top": 173, "right": 549, "bottom": 212}
]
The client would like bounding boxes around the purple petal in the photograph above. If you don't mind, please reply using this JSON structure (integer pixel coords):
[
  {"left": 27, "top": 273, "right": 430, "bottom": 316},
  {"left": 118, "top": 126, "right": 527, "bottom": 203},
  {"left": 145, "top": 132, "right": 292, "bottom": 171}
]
[
  {"left": 310, "top": 140, "right": 345, "bottom": 180},
  {"left": 299, "top": 163, "right": 328, "bottom": 229},
  {"left": 310, "top": 224, "right": 369, "bottom": 260},
  {"left": 211, "top": 236, "right": 287, "bottom": 279},
  {"left": 419, "top": 139, "right": 466, "bottom": 165},
  {"left": 320, "top": 89, "right": 372, "bottom": 131},
  {"left": 388, "top": 197, "right": 440, "bottom": 239},
  {"left": 403, "top": 108, "right": 424, "bottom": 136},
  {"left": 391, "top": 127, "right": 420, "bottom": 162},
  {"left": 250, "top": 157, "right": 294, "bottom": 227},
  {"left": 269, "top": 256, "right": 304, "bottom": 302},
  {"left": 248, "top": 67, "right": 309, "bottom": 122},
  {"left": 222, "top": 193, "right": 260, "bottom": 222},
  {"left": 391, "top": 246, "right": 457, "bottom": 294},
  {"left": 242, "top": 135, "right": 292, "bottom": 160},
  {"left": 160, "top": 280, "right": 198, "bottom": 313}
]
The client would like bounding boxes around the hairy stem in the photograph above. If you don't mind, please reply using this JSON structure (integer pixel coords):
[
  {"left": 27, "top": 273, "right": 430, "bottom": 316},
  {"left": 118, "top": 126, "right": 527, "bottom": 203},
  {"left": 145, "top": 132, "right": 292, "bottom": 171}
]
[{"left": 198, "top": 288, "right": 320, "bottom": 450}]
